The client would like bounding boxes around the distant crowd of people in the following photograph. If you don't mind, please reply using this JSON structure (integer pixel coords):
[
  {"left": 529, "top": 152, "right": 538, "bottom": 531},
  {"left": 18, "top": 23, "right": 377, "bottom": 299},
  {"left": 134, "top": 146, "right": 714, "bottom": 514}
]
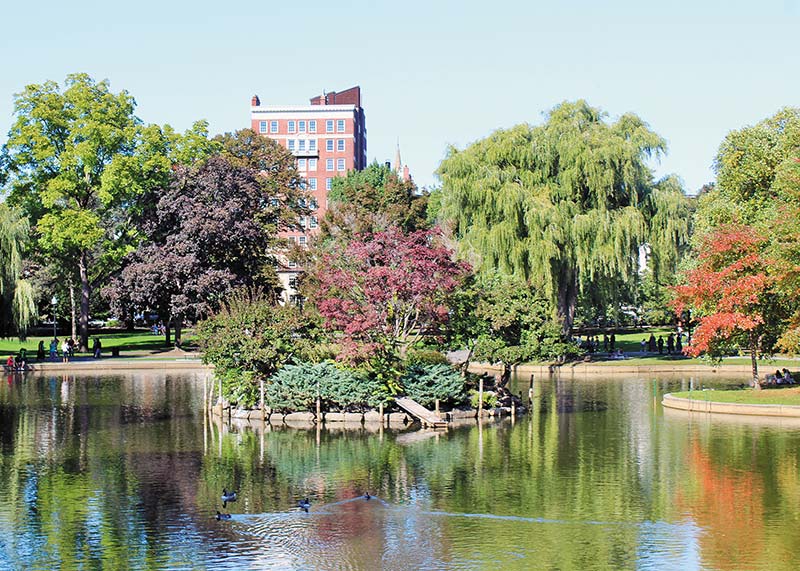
[
  {"left": 5, "top": 337, "right": 103, "bottom": 371},
  {"left": 639, "top": 331, "right": 686, "bottom": 355}
]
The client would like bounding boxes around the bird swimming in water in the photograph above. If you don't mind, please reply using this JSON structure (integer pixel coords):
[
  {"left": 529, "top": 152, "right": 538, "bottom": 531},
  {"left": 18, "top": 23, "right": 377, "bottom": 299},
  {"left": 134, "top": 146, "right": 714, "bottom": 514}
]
[
  {"left": 298, "top": 498, "right": 311, "bottom": 512},
  {"left": 222, "top": 488, "right": 238, "bottom": 508},
  {"left": 363, "top": 493, "right": 371, "bottom": 500},
  {"left": 216, "top": 510, "right": 232, "bottom": 521}
]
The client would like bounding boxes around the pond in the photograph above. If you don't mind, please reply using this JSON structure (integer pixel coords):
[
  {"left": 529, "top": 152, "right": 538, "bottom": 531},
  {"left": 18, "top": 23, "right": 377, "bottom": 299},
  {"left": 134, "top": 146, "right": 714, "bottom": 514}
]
[{"left": 1, "top": 370, "right": 799, "bottom": 570}]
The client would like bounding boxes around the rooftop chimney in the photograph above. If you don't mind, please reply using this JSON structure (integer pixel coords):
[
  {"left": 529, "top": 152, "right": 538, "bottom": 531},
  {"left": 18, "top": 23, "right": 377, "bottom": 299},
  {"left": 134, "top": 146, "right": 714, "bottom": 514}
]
[{"left": 251, "top": 94, "right": 260, "bottom": 106}]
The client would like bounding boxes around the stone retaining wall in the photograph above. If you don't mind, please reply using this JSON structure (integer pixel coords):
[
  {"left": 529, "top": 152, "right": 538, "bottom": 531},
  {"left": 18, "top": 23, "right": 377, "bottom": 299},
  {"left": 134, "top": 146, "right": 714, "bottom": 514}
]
[{"left": 662, "top": 393, "right": 800, "bottom": 417}]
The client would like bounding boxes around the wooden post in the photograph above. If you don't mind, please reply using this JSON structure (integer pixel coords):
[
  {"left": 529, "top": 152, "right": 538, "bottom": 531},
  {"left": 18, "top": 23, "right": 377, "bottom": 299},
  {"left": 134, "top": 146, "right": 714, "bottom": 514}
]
[
  {"left": 218, "top": 377, "right": 222, "bottom": 405},
  {"left": 316, "top": 396, "right": 321, "bottom": 421},
  {"left": 478, "top": 376, "right": 484, "bottom": 417},
  {"left": 528, "top": 374, "right": 534, "bottom": 406},
  {"left": 260, "top": 379, "right": 265, "bottom": 413},
  {"left": 435, "top": 399, "right": 440, "bottom": 417},
  {"left": 379, "top": 402, "right": 384, "bottom": 425}
]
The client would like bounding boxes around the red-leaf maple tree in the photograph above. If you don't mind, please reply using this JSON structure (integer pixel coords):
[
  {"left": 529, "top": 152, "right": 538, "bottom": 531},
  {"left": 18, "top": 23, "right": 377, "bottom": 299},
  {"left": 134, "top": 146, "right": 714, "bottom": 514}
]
[
  {"left": 309, "top": 227, "right": 470, "bottom": 365},
  {"left": 672, "top": 224, "right": 778, "bottom": 387}
]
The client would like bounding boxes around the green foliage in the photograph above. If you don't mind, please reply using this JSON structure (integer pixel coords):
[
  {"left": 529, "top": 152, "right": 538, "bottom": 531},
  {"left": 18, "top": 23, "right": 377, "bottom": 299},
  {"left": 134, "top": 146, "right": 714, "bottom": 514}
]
[
  {"left": 322, "top": 161, "right": 429, "bottom": 239},
  {"left": 405, "top": 348, "right": 450, "bottom": 366},
  {"left": 267, "top": 361, "right": 390, "bottom": 412},
  {"left": 400, "top": 363, "right": 466, "bottom": 408},
  {"left": 471, "top": 275, "right": 581, "bottom": 366},
  {"left": 438, "top": 100, "right": 690, "bottom": 335},
  {"left": 469, "top": 389, "right": 498, "bottom": 409},
  {"left": 197, "top": 288, "right": 314, "bottom": 407},
  {"left": 0, "top": 204, "right": 35, "bottom": 336}
]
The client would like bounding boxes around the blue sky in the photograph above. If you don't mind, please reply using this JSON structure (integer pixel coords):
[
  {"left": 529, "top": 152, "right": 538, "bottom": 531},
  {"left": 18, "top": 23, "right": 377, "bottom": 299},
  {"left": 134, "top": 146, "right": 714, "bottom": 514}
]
[{"left": 1, "top": 0, "right": 798, "bottom": 193}]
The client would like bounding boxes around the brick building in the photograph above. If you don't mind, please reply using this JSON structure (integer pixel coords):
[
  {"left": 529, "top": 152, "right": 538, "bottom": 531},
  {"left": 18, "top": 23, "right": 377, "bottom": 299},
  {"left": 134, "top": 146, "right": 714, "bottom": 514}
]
[{"left": 250, "top": 86, "right": 367, "bottom": 301}]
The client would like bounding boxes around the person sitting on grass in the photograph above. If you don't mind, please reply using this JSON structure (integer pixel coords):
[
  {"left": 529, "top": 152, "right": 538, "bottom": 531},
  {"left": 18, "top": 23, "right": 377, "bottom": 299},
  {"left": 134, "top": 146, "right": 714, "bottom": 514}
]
[{"left": 782, "top": 368, "right": 794, "bottom": 384}]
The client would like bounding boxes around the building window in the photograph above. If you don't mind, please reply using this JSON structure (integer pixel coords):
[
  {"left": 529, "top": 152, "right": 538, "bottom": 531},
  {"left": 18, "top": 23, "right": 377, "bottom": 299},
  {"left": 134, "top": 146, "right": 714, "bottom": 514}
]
[
  {"left": 288, "top": 120, "right": 296, "bottom": 133},
  {"left": 309, "top": 158, "right": 317, "bottom": 171},
  {"left": 270, "top": 121, "right": 278, "bottom": 133},
  {"left": 259, "top": 121, "right": 267, "bottom": 133},
  {"left": 288, "top": 276, "right": 298, "bottom": 289},
  {"left": 326, "top": 158, "right": 334, "bottom": 171},
  {"left": 309, "top": 178, "right": 317, "bottom": 190},
  {"left": 288, "top": 261, "right": 297, "bottom": 268},
  {"left": 326, "top": 178, "right": 332, "bottom": 190},
  {"left": 309, "top": 139, "right": 317, "bottom": 151},
  {"left": 326, "top": 139, "right": 334, "bottom": 152},
  {"left": 310, "top": 198, "right": 318, "bottom": 209},
  {"left": 309, "top": 216, "right": 318, "bottom": 229},
  {"left": 337, "top": 139, "right": 345, "bottom": 152},
  {"left": 299, "top": 236, "right": 307, "bottom": 246},
  {"left": 326, "top": 120, "right": 334, "bottom": 133},
  {"left": 299, "top": 120, "right": 306, "bottom": 133},
  {"left": 286, "top": 236, "right": 296, "bottom": 245},
  {"left": 337, "top": 159, "right": 345, "bottom": 171},
  {"left": 309, "top": 120, "right": 316, "bottom": 133},
  {"left": 288, "top": 140, "right": 296, "bottom": 151},
  {"left": 298, "top": 158, "right": 307, "bottom": 170},
  {"left": 299, "top": 216, "right": 306, "bottom": 228},
  {"left": 299, "top": 140, "right": 306, "bottom": 151},
  {"left": 337, "top": 119, "right": 345, "bottom": 132}
]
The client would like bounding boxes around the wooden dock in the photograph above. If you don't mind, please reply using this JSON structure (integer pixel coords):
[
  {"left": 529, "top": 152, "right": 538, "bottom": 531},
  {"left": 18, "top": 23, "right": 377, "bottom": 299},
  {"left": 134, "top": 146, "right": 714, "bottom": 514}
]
[{"left": 395, "top": 397, "right": 448, "bottom": 428}]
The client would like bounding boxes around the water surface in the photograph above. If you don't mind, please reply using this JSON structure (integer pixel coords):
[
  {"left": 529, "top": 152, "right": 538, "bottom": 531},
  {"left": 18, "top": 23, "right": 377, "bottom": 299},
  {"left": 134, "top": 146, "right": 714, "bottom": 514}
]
[{"left": 1, "top": 370, "right": 799, "bottom": 570}]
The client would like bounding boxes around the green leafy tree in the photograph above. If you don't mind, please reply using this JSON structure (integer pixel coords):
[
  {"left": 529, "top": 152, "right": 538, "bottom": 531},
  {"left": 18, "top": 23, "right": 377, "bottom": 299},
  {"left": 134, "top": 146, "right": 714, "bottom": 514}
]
[
  {"left": 0, "top": 204, "right": 36, "bottom": 336},
  {"left": 400, "top": 363, "right": 466, "bottom": 408},
  {"left": 437, "top": 100, "right": 690, "bottom": 336},
  {"left": 321, "top": 161, "right": 429, "bottom": 240},
  {"left": 1, "top": 74, "right": 209, "bottom": 350},
  {"left": 472, "top": 275, "right": 580, "bottom": 384},
  {"left": 197, "top": 288, "right": 321, "bottom": 407}
]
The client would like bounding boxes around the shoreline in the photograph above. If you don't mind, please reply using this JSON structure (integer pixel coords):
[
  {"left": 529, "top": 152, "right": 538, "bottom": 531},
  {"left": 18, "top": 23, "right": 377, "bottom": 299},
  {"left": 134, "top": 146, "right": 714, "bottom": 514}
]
[{"left": 662, "top": 393, "right": 800, "bottom": 418}]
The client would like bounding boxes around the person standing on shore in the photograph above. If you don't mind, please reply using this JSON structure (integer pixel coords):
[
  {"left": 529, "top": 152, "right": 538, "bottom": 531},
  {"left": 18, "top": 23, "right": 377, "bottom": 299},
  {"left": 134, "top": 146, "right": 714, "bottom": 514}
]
[
  {"left": 62, "top": 339, "right": 70, "bottom": 363},
  {"left": 37, "top": 341, "right": 45, "bottom": 361},
  {"left": 92, "top": 337, "right": 102, "bottom": 359},
  {"left": 50, "top": 338, "right": 58, "bottom": 359}
]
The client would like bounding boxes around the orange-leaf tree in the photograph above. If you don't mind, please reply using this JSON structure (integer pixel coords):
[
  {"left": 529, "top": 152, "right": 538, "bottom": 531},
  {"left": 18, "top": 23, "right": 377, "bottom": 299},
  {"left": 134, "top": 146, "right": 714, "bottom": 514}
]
[{"left": 672, "top": 224, "right": 781, "bottom": 387}]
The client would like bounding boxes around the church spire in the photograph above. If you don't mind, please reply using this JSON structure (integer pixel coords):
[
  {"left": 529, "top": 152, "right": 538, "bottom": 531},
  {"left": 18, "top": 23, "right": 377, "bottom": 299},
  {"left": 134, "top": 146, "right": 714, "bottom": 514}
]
[{"left": 394, "top": 139, "right": 402, "bottom": 173}]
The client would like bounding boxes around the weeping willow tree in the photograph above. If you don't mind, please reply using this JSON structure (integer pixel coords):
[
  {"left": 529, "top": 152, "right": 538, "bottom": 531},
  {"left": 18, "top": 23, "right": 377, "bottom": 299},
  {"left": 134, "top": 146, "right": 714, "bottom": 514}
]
[
  {"left": 438, "top": 100, "right": 690, "bottom": 336},
  {"left": 0, "top": 203, "right": 36, "bottom": 337}
]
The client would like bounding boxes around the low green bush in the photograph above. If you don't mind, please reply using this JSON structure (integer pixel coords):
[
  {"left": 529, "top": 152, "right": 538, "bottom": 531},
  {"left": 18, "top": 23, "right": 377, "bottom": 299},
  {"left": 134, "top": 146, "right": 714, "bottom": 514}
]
[
  {"left": 406, "top": 349, "right": 450, "bottom": 366},
  {"left": 469, "top": 389, "right": 497, "bottom": 409},
  {"left": 400, "top": 363, "right": 466, "bottom": 408},
  {"left": 266, "top": 361, "right": 390, "bottom": 412}
]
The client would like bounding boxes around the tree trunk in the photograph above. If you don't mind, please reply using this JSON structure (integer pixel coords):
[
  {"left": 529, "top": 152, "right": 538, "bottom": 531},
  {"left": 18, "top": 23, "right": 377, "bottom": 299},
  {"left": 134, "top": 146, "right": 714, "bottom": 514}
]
[
  {"left": 750, "top": 331, "right": 761, "bottom": 390},
  {"left": 78, "top": 251, "right": 90, "bottom": 352},
  {"left": 174, "top": 316, "right": 183, "bottom": 347},
  {"left": 69, "top": 283, "right": 77, "bottom": 343},
  {"left": 556, "top": 265, "right": 578, "bottom": 338},
  {"left": 164, "top": 317, "right": 172, "bottom": 347}
]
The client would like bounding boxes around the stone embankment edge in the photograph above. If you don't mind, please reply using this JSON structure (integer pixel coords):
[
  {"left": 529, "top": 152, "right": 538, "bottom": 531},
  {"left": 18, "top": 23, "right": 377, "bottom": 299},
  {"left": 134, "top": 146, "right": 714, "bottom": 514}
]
[
  {"left": 662, "top": 393, "right": 800, "bottom": 417},
  {"left": 26, "top": 359, "right": 210, "bottom": 373},
  {"left": 471, "top": 362, "right": 754, "bottom": 376}
]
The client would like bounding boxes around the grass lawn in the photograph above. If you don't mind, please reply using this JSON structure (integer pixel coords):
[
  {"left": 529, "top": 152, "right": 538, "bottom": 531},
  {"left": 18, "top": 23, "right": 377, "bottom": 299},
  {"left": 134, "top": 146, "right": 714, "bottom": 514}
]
[
  {"left": 0, "top": 330, "right": 196, "bottom": 356},
  {"left": 670, "top": 386, "right": 800, "bottom": 406}
]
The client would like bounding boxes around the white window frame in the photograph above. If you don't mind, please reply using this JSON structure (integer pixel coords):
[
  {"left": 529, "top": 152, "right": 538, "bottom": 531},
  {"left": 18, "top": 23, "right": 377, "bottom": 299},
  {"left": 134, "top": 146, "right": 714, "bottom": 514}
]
[
  {"left": 336, "top": 119, "right": 345, "bottom": 133},
  {"left": 298, "top": 158, "right": 307, "bottom": 170},
  {"left": 326, "top": 120, "right": 334, "bottom": 133},
  {"left": 309, "top": 158, "right": 317, "bottom": 171},
  {"left": 299, "top": 120, "right": 306, "bottom": 133},
  {"left": 309, "top": 216, "right": 318, "bottom": 229},
  {"left": 298, "top": 236, "right": 307, "bottom": 246},
  {"left": 299, "top": 139, "right": 306, "bottom": 151},
  {"left": 309, "top": 120, "right": 316, "bottom": 133},
  {"left": 288, "top": 120, "right": 296, "bottom": 133},
  {"left": 288, "top": 139, "right": 296, "bottom": 151},
  {"left": 326, "top": 158, "right": 334, "bottom": 171},
  {"left": 326, "top": 178, "right": 332, "bottom": 191},
  {"left": 270, "top": 120, "right": 278, "bottom": 133},
  {"left": 309, "top": 178, "right": 317, "bottom": 190},
  {"left": 309, "top": 139, "right": 317, "bottom": 151},
  {"left": 326, "top": 139, "right": 334, "bottom": 152},
  {"left": 337, "top": 158, "right": 345, "bottom": 171},
  {"left": 259, "top": 121, "right": 267, "bottom": 133},
  {"left": 337, "top": 139, "right": 345, "bottom": 152}
]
